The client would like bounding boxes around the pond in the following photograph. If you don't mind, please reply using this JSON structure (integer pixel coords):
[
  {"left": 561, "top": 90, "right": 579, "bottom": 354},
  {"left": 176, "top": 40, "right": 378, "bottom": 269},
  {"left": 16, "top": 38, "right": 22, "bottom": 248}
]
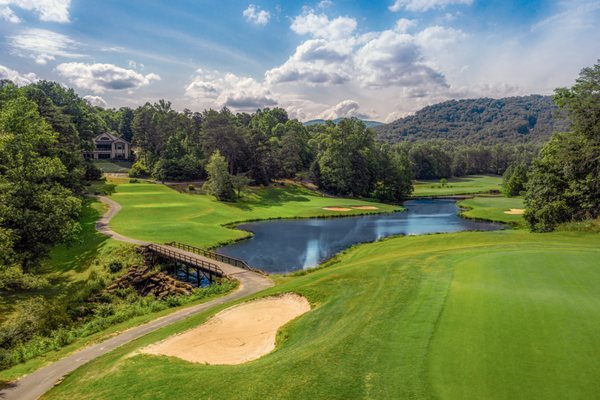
[{"left": 216, "top": 199, "right": 503, "bottom": 274}]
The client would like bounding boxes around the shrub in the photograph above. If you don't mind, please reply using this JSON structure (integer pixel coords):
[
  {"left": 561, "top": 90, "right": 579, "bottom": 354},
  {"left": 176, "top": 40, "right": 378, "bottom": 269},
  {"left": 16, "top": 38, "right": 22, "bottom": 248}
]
[
  {"left": 188, "top": 184, "right": 195, "bottom": 191},
  {"left": 106, "top": 260, "right": 123, "bottom": 273},
  {"left": 84, "top": 161, "right": 102, "bottom": 181},
  {"left": 129, "top": 178, "right": 139, "bottom": 183},
  {"left": 129, "top": 161, "right": 149, "bottom": 178}
]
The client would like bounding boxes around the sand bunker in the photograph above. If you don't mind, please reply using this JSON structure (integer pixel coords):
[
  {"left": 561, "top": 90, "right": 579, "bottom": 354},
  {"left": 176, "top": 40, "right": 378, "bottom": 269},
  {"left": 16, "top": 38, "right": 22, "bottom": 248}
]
[
  {"left": 323, "top": 207, "right": 352, "bottom": 211},
  {"left": 142, "top": 293, "right": 310, "bottom": 365},
  {"left": 351, "top": 206, "right": 379, "bottom": 210},
  {"left": 504, "top": 208, "right": 525, "bottom": 215}
]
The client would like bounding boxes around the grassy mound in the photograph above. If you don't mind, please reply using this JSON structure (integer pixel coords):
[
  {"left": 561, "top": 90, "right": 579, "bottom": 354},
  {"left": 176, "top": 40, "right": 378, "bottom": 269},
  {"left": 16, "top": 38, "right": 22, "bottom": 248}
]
[
  {"left": 413, "top": 175, "right": 502, "bottom": 197},
  {"left": 43, "top": 230, "right": 600, "bottom": 400}
]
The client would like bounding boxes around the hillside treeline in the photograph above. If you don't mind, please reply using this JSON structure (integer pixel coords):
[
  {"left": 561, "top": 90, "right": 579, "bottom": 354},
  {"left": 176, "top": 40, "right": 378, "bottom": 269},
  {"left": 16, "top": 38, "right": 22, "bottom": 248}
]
[{"left": 376, "top": 95, "right": 566, "bottom": 144}]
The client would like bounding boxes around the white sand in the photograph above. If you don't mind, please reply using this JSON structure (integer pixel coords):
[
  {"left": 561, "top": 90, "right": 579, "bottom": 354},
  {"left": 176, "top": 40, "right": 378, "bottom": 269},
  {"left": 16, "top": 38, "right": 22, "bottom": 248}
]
[
  {"left": 504, "top": 208, "right": 525, "bottom": 215},
  {"left": 142, "top": 293, "right": 310, "bottom": 365},
  {"left": 351, "top": 206, "right": 379, "bottom": 210},
  {"left": 323, "top": 207, "right": 352, "bottom": 211}
]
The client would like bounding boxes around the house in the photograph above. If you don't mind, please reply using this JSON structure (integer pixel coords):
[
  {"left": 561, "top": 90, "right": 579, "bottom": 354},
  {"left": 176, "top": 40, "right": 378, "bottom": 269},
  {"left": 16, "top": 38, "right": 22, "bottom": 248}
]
[{"left": 84, "top": 132, "right": 132, "bottom": 160}]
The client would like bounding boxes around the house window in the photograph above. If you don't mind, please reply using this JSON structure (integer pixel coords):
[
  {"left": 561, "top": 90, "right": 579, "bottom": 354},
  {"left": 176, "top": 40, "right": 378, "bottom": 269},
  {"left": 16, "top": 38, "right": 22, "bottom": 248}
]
[{"left": 96, "top": 144, "right": 112, "bottom": 151}]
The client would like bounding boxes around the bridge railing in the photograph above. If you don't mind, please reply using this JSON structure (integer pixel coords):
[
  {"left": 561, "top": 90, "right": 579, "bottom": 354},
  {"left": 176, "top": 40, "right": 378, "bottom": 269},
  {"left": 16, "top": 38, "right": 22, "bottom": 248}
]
[
  {"left": 165, "top": 241, "right": 266, "bottom": 275},
  {"left": 147, "top": 244, "right": 224, "bottom": 277}
]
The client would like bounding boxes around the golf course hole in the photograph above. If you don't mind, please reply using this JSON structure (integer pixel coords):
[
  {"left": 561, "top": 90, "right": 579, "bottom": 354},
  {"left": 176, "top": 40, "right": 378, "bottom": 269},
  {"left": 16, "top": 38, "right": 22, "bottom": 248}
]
[
  {"left": 142, "top": 293, "right": 310, "bottom": 365},
  {"left": 504, "top": 208, "right": 525, "bottom": 215},
  {"left": 323, "top": 207, "right": 352, "bottom": 211}
]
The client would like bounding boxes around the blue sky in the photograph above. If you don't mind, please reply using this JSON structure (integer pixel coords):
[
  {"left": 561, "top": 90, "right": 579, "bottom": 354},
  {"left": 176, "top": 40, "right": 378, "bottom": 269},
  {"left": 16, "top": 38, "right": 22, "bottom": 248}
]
[{"left": 1, "top": 0, "right": 599, "bottom": 121}]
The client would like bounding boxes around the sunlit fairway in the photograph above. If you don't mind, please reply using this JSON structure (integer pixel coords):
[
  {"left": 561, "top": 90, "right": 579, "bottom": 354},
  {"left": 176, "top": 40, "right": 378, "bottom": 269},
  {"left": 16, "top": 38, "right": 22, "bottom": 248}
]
[
  {"left": 43, "top": 228, "right": 600, "bottom": 400},
  {"left": 413, "top": 175, "right": 502, "bottom": 196},
  {"left": 106, "top": 179, "right": 399, "bottom": 248},
  {"left": 459, "top": 196, "right": 525, "bottom": 226}
]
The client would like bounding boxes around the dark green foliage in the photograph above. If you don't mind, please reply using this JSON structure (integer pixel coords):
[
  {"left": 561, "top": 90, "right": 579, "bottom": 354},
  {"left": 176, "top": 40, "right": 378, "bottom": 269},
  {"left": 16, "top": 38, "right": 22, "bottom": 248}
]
[
  {"left": 376, "top": 95, "right": 566, "bottom": 144},
  {"left": 502, "top": 164, "right": 528, "bottom": 197},
  {"left": 525, "top": 61, "right": 600, "bottom": 232},
  {"left": 84, "top": 161, "right": 102, "bottom": 181}
]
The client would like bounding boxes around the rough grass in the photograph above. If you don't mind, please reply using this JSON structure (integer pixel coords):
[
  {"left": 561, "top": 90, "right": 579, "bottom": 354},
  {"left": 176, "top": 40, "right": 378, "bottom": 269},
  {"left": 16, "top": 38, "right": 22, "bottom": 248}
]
[
  {"left": 92, "top": 160, "right": 132, "bottom": 173},
  {"left": 106, "top": 179, "right": 400, "bottom": 248},
  {"left": 43, "top": 230, "right": 600, "bottom": 400},
  {"left": 458, "top": 196, "right": 525, "bottom": 226},
  {"left": 413, "top": 175, "right": 502, "bottom": 197}
]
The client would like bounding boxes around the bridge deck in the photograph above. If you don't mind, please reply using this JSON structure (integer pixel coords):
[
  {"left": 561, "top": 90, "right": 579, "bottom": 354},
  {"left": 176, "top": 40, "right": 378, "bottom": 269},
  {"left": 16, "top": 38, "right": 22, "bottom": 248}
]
[{"left": 151, "top": 244, "right": 255, "bottom": 279}]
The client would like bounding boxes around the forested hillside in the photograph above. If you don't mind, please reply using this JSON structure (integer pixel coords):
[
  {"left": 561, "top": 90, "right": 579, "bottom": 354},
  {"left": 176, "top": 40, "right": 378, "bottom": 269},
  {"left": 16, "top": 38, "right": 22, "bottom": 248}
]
[{"left": 376, "top": 95, "right": 566, "bottom": 144}]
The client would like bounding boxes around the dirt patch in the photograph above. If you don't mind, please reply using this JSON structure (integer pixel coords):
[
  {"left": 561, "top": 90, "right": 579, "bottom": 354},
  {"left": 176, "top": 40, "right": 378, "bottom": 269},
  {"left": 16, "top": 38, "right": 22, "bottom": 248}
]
[
  {"left": 351, "top": 206, "right": 379, "bottom": 210},
  {"left": 141, "top": 293, "right": 310, "bottom": 365},
  {"left": 504, "top": 208, "right": 525, "bottom": 215},
  {"left": 323, "top": 207, "right": 352, "bottom": 211}
]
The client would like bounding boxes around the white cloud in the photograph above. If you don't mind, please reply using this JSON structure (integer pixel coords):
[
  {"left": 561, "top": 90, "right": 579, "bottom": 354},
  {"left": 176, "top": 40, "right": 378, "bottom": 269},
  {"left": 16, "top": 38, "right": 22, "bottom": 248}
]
[
  {"left": 395, "top": 18, "right": 418, "bottom": 33},
  {"left": 84, "top": 95, "right": 107, "bottom": 108},
  {"left": 243, "top": 4, "right": 270, "bottom": 25},
  {"left": 266, "top": 38, "right": 353, "bottom": 85},
  {"left": 389, "top": 0, "right": 473, "bottom": 12},
  {"left": 320, "top": 100, "right": 370, "bottom": 120},
  {"left": 291, "top": 12, "right": 356, "bottom": 40},
  {"left": 0, "top": 0, "right": 71, "bottom": 22},
  {"left": 185, "top": 69, "right": 276, "bottom": 110},
  {"left": 55, "top": 63, "right": 161, "bottom": 93},
  {"left": 317, "top": 0, "right": 333, "bottom": 9},
  {"left": 8, "top": 28, "right": 83, "bottom": 64},
  {"left": 0, "top": 64, "right": 38, "bottom": 85},
  {"left": 0, "top": 5, "right": 20, "bottom": 22}
]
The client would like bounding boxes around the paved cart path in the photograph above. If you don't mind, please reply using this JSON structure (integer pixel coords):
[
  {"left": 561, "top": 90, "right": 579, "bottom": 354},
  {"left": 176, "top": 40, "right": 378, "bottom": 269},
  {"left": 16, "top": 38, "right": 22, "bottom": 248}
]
[{"left": 0, "top": 196, "right": 273, "bottom": 400}]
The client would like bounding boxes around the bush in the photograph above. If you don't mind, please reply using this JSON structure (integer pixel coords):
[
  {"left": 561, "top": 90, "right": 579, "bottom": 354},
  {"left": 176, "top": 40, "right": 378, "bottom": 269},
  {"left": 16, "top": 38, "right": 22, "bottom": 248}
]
[
  {"left": 106, "top": 260, "right": 123, "bottom": 273},
  {"left": 188, "top": 184, "right": 195, "bottom": 191},
  {"left": 129, "top": 161, "right": 149, "bottom": 178},
  {"left": 84, "top": 161, "right": 102, "bottom": 181},
  {"left": 129, "top": 178, "right": 139, "bottom": 183}
]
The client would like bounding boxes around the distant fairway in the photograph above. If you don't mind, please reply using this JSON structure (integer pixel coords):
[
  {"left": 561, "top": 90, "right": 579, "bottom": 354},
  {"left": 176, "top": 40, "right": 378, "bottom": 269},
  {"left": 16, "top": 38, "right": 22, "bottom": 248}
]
[
  {"left": 44, "top": 230, "right": 600, "bottom": 400},
  {"left": 413, "top": 175, "right": 502, "bottom": 197},
  {"left": 459, "top": 196, "right": 525, "bottom": 226},
  {"left": 107, "top": 179, "right": 399, "bottom": 248}
]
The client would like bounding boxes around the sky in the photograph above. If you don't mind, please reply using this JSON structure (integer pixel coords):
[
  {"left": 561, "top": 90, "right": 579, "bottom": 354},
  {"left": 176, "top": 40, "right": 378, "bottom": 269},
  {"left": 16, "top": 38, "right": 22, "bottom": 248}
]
[{"left": 0, "top": 0, "right": 599, "bottom": 122}]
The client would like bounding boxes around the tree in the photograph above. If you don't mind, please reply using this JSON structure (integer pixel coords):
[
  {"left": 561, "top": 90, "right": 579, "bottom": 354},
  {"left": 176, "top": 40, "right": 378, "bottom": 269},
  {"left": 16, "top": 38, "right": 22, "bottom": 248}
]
[
  {"left": 203, "top": 151, "right": 235, "bottom": 201},
  {"left": 525, "top": 60, "right": 600, "bottom": 231},
  {"left": 231, "top": 173, "right": 252, "bottom": 198},
  {"left": 0, "top": 91, "right": 82, "bottom": 270},
  {"left": 502, "top": 164, "right": 528, "bottom": 197}
]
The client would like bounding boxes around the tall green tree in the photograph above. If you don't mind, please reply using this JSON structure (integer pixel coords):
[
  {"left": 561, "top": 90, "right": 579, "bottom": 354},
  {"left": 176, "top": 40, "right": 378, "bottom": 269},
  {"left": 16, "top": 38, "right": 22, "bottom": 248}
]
[
  {"left": 525, "top": 61, "right": 600, "bottom": 231},
  {"left": 0, "top": 90, "right": 81, "bottom": 271},
  {"left": 203, "top": 150, "right": 235, "bottom": 201}
]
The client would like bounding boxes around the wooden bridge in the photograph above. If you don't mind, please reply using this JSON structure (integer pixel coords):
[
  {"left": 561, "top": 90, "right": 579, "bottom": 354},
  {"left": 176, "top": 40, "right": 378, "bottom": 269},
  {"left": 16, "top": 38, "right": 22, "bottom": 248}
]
[{"left": 144, "top": 242, "right": 263, "bottom": 287}]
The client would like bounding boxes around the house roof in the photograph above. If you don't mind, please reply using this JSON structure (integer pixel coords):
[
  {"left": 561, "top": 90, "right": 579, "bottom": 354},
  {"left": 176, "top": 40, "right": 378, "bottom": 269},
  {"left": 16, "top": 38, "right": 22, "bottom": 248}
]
[{"left": 94, "top": 132, "right": 130, "bottom": 144}]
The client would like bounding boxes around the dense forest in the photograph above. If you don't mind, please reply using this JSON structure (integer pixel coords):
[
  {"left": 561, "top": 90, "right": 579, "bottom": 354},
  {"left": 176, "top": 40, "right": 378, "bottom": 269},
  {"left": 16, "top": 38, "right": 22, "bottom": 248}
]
[{"left": 376, "top": 95, "right": 567, "bottom": 144}]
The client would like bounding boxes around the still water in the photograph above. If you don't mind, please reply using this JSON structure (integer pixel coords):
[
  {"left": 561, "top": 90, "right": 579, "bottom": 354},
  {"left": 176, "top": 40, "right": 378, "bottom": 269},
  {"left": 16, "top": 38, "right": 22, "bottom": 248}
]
[{"left": 217, "top": 199, "right": 503, "bottom": 274}]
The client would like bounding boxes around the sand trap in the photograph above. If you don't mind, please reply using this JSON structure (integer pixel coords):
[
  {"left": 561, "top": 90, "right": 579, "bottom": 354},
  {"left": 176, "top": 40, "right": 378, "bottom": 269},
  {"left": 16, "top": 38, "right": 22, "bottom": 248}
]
[
  {"left": 504, "top": 208, "right": 525, "bottom": 215},
  {"left": 142, "top": 293, "right": 310, "bottom": 365},
  {"left": 323, "top": 207, "right": 352, "bottom": 211},
  {"left": 351, "top": 206, "right": 379, "bottom": 210}
]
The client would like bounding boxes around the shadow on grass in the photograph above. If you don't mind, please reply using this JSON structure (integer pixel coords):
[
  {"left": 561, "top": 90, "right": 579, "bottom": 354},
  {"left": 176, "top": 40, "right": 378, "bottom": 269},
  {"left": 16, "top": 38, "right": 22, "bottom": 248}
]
[{"left": 226, "top": 184, "right": 311, "bottom": 211}]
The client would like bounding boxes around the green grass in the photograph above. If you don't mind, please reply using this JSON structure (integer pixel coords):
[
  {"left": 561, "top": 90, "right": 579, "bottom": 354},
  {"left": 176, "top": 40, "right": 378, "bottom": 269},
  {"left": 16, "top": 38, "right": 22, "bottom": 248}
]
[
  {"left": 93, "top": 160, "right": 132, "bottom": 173},
  {"left": 459, "top": 196, "right": 525, "bottom": 226},
  {"left": 0, "top": 201, "right": 114, "bottom": 322},
  {"left": 107, "top": 179, "right": 400, "bottom": 248},
  {"left": 42, "top": 229, "right": 600, "bottom": 399},
  {"left": 413, "top": 175, "right": 502, "bottom": 197}
]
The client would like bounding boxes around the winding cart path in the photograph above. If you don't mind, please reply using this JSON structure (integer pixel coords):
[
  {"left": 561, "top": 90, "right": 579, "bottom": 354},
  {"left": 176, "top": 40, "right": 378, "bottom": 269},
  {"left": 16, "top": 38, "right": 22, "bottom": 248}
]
[{"left": 0, "top": 196, "right": 273, "bottom": 400}]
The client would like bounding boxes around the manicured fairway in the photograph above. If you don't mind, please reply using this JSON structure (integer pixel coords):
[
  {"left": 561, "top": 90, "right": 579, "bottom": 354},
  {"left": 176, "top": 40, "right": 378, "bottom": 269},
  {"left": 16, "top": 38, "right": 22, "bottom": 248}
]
[
  {"left": 413, "top": 175, "right": 502, "bottom": 197},
  {"left": 43, "top": 230, "right": 600, "bottom": 400},
  {"left": 459, "top": 196, "right": 525, "bottom": 226},
  {"left": 107, "top": 179, "right": 399, "bottom": 248}
]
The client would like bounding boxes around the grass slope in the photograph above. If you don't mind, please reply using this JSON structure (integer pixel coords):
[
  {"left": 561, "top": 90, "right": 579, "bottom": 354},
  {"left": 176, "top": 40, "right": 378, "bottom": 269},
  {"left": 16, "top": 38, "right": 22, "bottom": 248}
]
[
  {"left": 107, "top": 179, "right": 399, "bottom": 248},
  {"left": 93, "top": 160, "right": 132, "bottom": 173},
  {"left": 459, "top": 196, "right": 525, "bottom": 226},
  {"left": 44, "top": 230, "right": 600, "bottom": 400},
  {"left": 413, "top": 175, "right": 502, "bottom": 197}
]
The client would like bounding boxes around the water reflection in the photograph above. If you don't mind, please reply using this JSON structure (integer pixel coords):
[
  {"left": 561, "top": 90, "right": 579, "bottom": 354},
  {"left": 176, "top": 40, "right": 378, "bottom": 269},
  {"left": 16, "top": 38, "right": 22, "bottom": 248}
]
[{"left": 217, "top": 199, "right": 502, "bottom": 273}]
